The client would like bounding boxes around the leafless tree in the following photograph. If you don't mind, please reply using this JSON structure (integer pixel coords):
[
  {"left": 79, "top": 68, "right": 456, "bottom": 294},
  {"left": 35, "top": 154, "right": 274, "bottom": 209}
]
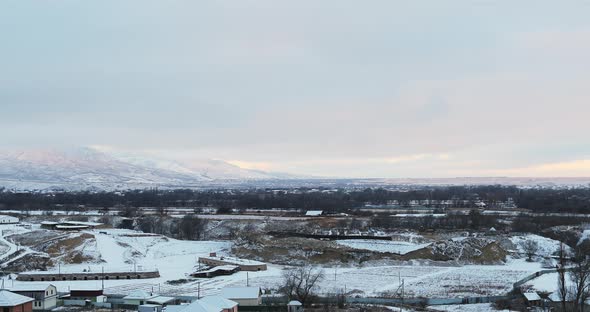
[
  {"left": 571, "top": 242, "right": 590, "bottom": 312},
  {"left": 558, "top": 242, "right": 569, "bottom": 312},
  {"left": 522, "top": 239, "right": 539, "bottom": 262},
  {"left": 280, "top": 267, "right": 324, "bottom": 306}
]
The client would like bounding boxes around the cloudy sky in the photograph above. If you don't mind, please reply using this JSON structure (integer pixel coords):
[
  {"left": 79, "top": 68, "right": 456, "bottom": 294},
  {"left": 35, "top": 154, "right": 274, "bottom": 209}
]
[{"left": 2, "top": 1, "right": 590, "bottom": 178}]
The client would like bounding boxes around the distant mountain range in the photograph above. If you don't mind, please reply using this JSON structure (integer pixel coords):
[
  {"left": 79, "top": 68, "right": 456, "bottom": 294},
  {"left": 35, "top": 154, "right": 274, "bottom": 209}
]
[
  {"left": 1, "top": 147, "right": 589, "bottom": 191},
  {"left": 0, "top": 147, "right": 301, "bottom": 190}
]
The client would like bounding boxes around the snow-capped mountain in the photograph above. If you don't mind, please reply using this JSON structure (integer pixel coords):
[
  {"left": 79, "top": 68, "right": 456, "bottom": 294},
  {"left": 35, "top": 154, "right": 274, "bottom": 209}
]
[{"left": 0, "top": 147, "right": 300, "bottom": 190}]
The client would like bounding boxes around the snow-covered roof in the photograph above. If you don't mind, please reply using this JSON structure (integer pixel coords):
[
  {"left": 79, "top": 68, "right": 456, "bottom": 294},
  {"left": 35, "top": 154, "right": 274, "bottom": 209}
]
[
  {"left": 124, "top": 290, "right": 156, "bottom": 300},
  {"left": 195, "top": 265, "right": 238, "bottom": 274},
  {"left": 166, "top": 301, "right": 221, "bottom": 312},
  {"left": 524, "top": 292, "right": 541, "bottom": 301},
  {"left": 8, "top": 283, "right": 55, "bottom": 292},
  {"left": 148, "top": 296, "right": 176, "bottom": 305},
  {"left": 221, "top": 287, "right": 261, "bottom": 300},
  {"left": 288, "top": 300, "right": 302, "bottom": 306},
  {"left": 198, "top": 296, "right": 238, "bottom": 310},
  {"left": 305, "top": 210, "right": 323, "bottom": 216},
  {"left": 0, "top": 290, "right": 34, "bottom": 307}
]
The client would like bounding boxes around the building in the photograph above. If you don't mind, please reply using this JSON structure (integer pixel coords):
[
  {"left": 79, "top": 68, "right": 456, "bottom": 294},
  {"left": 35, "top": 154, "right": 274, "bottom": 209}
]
[
  {"left": 164, "top": 296, "right": 237, "bottom": 312},
  {"left": 40, "top": 221, "right": 104, "bottom": 231},
  {"left": 123, "top": 290, "right": 156, "bottom": 306},
  {"left": 305, "top": 210, "right": 323, "bottom": 217},
  {"left": 191, "top": 265, "right": 240, "bottom": 278},
  {"left": 221, "top": 287, "right": 261, "bottom": 306},
  {"left": 0, "top": 215, "right": 19, "bottom": 224},
  {"left": 198, "top": 254, "right": 266, "bottom": 272},
  {"left": 198, "top": 296, "right": 238, "bottom": 312},
  {"left": 69, "top": 288, "right": 105, "bottom": 302},
  {"left": 8, "top": 284, "right": 57, "bottom": 311},
  {"left": 523, "top": 292, "right": 542, "bottom": 307},
  {"left": 0, "top": 290, "right": 34, "bottom": 312}
]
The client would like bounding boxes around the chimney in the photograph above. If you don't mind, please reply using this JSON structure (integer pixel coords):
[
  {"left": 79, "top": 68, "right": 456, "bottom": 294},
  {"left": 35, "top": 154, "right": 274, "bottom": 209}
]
[{"left": 209, "top": 252, "right": 217, "bottom": 257}]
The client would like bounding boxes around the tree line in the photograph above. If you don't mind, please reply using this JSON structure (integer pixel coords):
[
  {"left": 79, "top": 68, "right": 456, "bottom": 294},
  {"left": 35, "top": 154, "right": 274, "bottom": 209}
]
[{"left": 2, "top": 185, "right": 590, "bottom": 214}]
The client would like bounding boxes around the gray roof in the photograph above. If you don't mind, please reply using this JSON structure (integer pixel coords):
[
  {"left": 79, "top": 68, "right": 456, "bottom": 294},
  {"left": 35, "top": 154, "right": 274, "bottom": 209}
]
[
  {"left": 0, "top": 290, "right": 34, "bottom": 307},
  {"left": 8, "top": 283, "right": 55, "bottom": 292}
]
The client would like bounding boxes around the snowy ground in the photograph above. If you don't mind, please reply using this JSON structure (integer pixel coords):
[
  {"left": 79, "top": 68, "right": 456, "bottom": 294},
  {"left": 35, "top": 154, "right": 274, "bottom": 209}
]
[
  {"left": 226, "top": 258, "right": 542, "bottom": 298},
  {"left": 335, "top": 239, "right": 430, "bottom": 255},
  {"left": 1, "top": 226, "right": 547, "bottom": 300},
  {"left": 510, "top": 234, "right": 567, "bottom": 258}
]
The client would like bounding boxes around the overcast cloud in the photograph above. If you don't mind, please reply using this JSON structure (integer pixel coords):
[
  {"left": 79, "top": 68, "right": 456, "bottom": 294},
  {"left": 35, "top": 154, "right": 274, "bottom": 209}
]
[{"left": 2, "top": 1, "right": 590, "bottom": 177}]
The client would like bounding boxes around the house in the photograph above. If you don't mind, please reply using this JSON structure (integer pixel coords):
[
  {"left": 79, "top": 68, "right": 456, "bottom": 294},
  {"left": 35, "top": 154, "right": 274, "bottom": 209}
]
[
  {"left": 8, "top": 284, "right": 57, "bottom": 311},
  {"left": 305, "top": 210, "right": 323, "bottom": 217},
  {"left": 164, "top": 296, "right": 238, "bottom": 312},
  {"left": 69, "top": 288, "right": 106, "bottom": 303},
  {"left": 123, "top": 290, "right": 156, "bottom": 306},
  {"left": 138, "top": 304, "right": 162, "bottom": 312},
  {"left": 523, "top": 292, "right": 542, "bottom": 307},
  {"left": 147, "top": 296, "right": 177, "bottom": 306},
  {"left": 0, "top": 290, "right": 34, "bottom": 312},
  {"left": 288, "top": 300, "right": 303, "bottom": 312},
  {"left": 198, "top": 296, "right": 238, "bottom": 312},
  {"left": 221, "top": 287, "right": 261, "bottom": 306}
]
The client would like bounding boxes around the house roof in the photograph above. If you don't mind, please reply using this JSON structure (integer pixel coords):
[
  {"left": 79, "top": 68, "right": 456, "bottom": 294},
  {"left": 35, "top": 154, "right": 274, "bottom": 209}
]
[
  {"left": 524, "top": 292, "right": 541, "bottom": 301},
  {"left": 221, "top": 287, "right": 261, "bottom": 300},
  {"left": 0, "top": 290, "right": 34, "bottom": 307},
  {"left": 124, "top": 290, "right": 156, "bottom": 300},
  {"left": 198, "top": 296, "right": 238, "bottom": 310},
  {"left": 288, "top": 300, "right": 302, "bottom": 306},
  {"left": 8, "top": 283, "right": 54, "bottom": 292},
  {"left": 165, "top": 301, "right": 221, "bottom": 312},
  {"left": 305, "top": 210, "right": 323, "bottom": 216},
  {"left": 148, "top": 296, "right": 176, "bottom": 304}
]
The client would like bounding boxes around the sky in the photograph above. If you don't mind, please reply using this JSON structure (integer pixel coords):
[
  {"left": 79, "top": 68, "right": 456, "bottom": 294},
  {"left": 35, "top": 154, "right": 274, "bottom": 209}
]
[{"left": 1, "top": 1, "right": 590, "bottom": 178}]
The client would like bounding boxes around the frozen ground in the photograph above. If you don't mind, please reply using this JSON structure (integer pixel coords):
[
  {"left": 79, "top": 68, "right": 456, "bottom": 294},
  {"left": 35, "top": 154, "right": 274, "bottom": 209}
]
[{"left": 335, "top": 239, "right": 430, "bottom": 254}]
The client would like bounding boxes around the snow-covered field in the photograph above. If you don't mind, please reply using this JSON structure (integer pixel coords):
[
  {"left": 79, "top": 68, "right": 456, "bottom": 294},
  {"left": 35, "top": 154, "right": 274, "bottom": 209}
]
[
  {"left": 0, "top": 225, "right": 548, "bottom": 300},
  {"left": 510, "top": 234, "right": 566, "bottom": 258},
  {"left": 335, "top": 239, "right": 430, "bottom": 254},
  {"left": 225, "top": 258, "right": 541, "bottom": 298}
]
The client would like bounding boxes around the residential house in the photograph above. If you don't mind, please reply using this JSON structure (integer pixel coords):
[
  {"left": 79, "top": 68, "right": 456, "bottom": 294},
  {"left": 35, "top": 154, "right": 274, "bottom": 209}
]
[
  {"left": 221, "top": 287, "right": 261, "bottom": 306},
  {"left": 123, "top": 290, "right": 156, "bottom": 306},
  {"left": 8, "top": 284, "right": 57, "bottom": 311},
  {"left": 198, "top": 296, "right": 238, "bottom": 312},
  {"left": 0, "top": 290, "right": 34, "bottom": 312}
]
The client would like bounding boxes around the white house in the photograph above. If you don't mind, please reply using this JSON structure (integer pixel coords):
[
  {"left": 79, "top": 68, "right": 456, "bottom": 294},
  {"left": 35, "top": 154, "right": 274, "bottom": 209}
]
[
  {"left": 8, "top": 284, "right": 57, "bottom": 311},
  {"left": 221, "top": 287, "right": 261, "bottom": 306},
  {"left": 305, "top": 210, "right": 323, "bottom": 217},
  {"left": 123, "top": 290, "right": 157, "bottom": 306},
  {"left": 0, "top": 215, "right": 19, "bottom": 224}
]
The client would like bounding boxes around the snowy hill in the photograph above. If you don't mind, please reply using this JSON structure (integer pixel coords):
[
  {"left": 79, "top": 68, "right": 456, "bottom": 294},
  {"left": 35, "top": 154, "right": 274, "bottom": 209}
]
[{"left": 0, "top": 147, "right": 301, "bottom": 190}]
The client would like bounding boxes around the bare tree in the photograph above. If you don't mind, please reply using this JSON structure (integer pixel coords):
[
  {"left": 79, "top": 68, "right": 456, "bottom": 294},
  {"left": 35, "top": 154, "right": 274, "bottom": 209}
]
[
  {"left": 572, "top": 241, "right": 590, "bottom": 312},
  {"left": 558, "top": 242, "right": 569, "bottom": 312},
  {"left": 522, "top": 239, "right": 539, "bottom": 262},
  {"left": 178, "top": 215, "right": 208, "bottom": 240},
  {"left": 280, "top": 267, "right": 324, "bottom": 306}
]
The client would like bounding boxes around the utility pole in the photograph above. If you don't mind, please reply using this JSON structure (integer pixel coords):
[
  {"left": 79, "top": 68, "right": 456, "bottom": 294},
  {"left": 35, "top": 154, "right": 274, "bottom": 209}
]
[
  {"left": 197, "top": 281, "right": 201, "bottom": 299},
  {"left": 334, "top": 267, "right": 337, "bottom": 281},
  {"left": 101, "top": 266, "right": 104, "bottom": 290},
  {"left": 246, "top": 272, "right": 249, "bottom": 287}
]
